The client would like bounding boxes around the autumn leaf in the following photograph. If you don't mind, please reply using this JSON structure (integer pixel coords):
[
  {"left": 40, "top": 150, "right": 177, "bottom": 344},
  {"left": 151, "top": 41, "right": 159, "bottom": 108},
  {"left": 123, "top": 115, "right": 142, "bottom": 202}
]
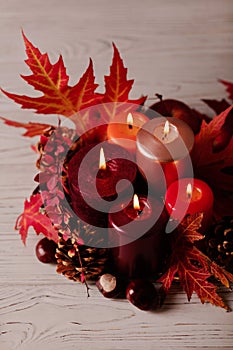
[
  {"left": 192, "top": 106, "right": 233, "bottom": 196},
  {"left": 1, "top": 32, "right": 99, "bottom": 134},
  {"left": 202, "top": 98, "right": 231, "bottom": 115},
  {"left": 219, "top": 79, "right": 233, "bottom": 101},
  {"left": 0, "top": 117, "right": 54, "bottom": 137},
  {"left": 157, "top": 264, "right": 178, "bottom": 292},
  {"left": 158, "top": 213, "right": 233, "bottom": 310},
  {"left": 178, "top": 212, "right": 204, "bottom": 243},
  {"left": 15, "top": 193, "right": 58, "bottom": 244},
  {"left": 209, "top": 261, "right": 231, "bottom": 289},
  {"left": 178, "top": 258, "right": 226, "bottom": 308},
  {"left": 99, "top": 43, "right": 147, "bottom": 121}
]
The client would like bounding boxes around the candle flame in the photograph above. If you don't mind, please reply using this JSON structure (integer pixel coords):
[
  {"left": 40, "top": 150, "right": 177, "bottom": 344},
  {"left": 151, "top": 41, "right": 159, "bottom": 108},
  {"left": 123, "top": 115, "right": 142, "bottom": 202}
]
[
  {"left": 133, "top": 194, "right": 140, "bottom": 210},
  {"left": 99, "top": 147, "right": 106, "bottom": 170},
  {"left": 127, "top": 113, "right": 133, "bottom": 129},
  {"left": 164, "top": 120, "right": 170, "bottom": 136},
  {"left": 186, "top": 183, "right": 192, "bottom": 198}
]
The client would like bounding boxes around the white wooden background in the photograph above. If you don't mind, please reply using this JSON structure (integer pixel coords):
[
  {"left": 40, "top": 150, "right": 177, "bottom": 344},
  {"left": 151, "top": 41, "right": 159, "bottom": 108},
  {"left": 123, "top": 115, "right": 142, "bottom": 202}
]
[{"left": 0, "top": 1, "right": 233, "bottom": 349}]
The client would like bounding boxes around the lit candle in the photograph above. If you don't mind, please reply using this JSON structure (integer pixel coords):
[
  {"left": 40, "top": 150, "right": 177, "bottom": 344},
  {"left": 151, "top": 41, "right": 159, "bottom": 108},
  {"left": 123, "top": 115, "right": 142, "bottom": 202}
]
[
  {"left": 107, "top": 112, "right": 149, "bottom": 153},
  {"left": 136, "top": 117, "right": 194, "bottom": 195},
  {"left": 99, "top": 147, "right": 107, "bottom": 170},
  {"left": 108, "top": 194, "right": 168, "bottom": 278},
  {"left": 153, "top": 119, "right": 180, "bottom": 144},
  {"left": 165, "top": 178, "right": 214, "bottom": 232},
  {"left": 67, "top": 143, "right": 137, "bottom": 227}
]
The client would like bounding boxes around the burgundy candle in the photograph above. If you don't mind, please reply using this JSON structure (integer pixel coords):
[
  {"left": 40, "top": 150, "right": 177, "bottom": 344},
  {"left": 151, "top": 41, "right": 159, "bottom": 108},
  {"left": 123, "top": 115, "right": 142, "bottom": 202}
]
[
  {"left": 108, "top": 194, "right": 167, "bottom": 279},
  {"left": 68, "top": 142, "right": 137, "bottom": 227}
]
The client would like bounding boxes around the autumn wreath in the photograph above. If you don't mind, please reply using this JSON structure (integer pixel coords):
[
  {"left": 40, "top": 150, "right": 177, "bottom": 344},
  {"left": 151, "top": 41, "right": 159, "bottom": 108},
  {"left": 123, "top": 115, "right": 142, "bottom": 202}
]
[{"left": 1, "top": 32, "right": 233, "bottom": 311}]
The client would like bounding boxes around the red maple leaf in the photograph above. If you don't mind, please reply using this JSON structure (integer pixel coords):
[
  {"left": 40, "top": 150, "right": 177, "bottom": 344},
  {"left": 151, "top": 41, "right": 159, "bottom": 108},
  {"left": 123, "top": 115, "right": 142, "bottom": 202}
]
[
  {"left": 192, "top": 106, "right": 233, "bottom": 192},
  {"left": 15, "top": 193, "right": 58, "bottom": 244},
  {"left": 99, "top": 43, "right": 147, "bottom": 122},
  {"left": 0, "top": 117, "right": 54, "bottom": 137},
  {"left": 1, "top": 31, "right": 99, "bottom": 134},
  {"left": 1, "top": 34, "right": 146, "bottom": 133},
  {"left": 219, "top": 79, "right": 233, "bottom": 101},
  {"left": 158, "top": 213, "right": 233, "bottom": 310},
  {"left": 201, "top": 98, "right": 231, "bottom": 115}
]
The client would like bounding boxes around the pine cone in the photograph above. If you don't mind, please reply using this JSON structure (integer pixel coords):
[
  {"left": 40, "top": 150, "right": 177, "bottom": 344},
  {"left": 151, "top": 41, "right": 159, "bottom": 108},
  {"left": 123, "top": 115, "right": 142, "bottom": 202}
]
[
  {"left": 56, "top": 223, "right": 109, "bottom": 282},
  {"left": 205, "top": 217, "right": 233, "bottom": 272}
]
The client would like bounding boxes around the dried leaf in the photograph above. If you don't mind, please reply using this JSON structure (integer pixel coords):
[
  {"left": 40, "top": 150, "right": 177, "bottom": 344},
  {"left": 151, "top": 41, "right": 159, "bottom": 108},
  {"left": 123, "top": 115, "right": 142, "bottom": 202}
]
[
  {"left": 210, "top": 261, "right": 230, "bottom": 289},
  {"left": 178, "top": 258, "right": 227, "bottom": 309},
  {"left": 158, "top": 213, "right": 233, "bottom": 310},
  {"left": 15, "top": 193, "right": 58, "bottom": 244},
  {"left": 196, "top": 248, "right": 233, "bottom": 288},
  {"left": 157, "top": 264, "right": 178, "bottom": 293},
  {"left": 179, "top": 212, "right": 204, "bottom": 243}
]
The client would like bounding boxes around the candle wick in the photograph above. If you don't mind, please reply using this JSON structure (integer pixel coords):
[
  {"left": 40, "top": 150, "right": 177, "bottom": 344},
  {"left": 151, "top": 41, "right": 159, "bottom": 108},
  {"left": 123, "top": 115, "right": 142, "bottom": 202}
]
[
  {"left": 128, "top": 124, "right": 133, "bottom": 130},
  {"left": 137, "top": 209, "right": 143, "bottom": 216},
  {"left": 162, "top": 133, "right": 167, "bottom": 141},
  {"left": 187, "top": 193, "right": 191, "bottom": 200}
]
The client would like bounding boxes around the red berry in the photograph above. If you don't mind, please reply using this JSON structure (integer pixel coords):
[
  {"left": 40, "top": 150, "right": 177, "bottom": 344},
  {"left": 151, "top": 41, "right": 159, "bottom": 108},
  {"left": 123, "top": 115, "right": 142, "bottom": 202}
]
[
  {"left": 35, "top": 237, "right": 57, "bottom": 264},
  {"left": 126, "top": 279, "right": 159, "bottom": 311}
]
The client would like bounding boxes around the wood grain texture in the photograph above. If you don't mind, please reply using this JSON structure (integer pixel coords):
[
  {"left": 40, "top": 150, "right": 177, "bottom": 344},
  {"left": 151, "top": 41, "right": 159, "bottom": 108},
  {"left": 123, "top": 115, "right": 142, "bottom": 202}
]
[{"left": 0, "top": 0, "right": 233, "bottom": 349}]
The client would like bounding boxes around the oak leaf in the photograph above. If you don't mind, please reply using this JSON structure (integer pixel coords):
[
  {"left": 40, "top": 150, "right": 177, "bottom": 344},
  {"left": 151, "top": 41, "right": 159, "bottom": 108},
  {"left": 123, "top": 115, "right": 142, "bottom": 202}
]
[
  {"left": 158, "top": 213, "right": 233, "bottom": 310},
  {"left": 15, "top": 193, "right": 58, "bottom": 244}
]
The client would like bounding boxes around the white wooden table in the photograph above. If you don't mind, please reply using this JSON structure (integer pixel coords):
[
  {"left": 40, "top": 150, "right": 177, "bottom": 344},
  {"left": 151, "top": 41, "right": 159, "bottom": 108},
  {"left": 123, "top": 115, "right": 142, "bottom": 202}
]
[{"left": 0, "top": 1, "right": 233, "bottom": 349}]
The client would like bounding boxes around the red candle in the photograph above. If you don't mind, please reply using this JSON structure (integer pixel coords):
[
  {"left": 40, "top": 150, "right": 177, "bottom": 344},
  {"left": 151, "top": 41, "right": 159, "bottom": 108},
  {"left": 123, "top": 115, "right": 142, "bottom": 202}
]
[
  {"left": 67, "top": 142, "right": 137, "bottom": 227},
  {"left": 109, "top": 194, "right": 168, "bottom": 278},
  {"left": 165, "top": 178, "right": 214, "bottom": 232},
  {"left": 107, "top": 112, "right": 149, "bottom": 153},
  {"left": 136, "top": 117, "right": 194, "bottom": 195}
]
